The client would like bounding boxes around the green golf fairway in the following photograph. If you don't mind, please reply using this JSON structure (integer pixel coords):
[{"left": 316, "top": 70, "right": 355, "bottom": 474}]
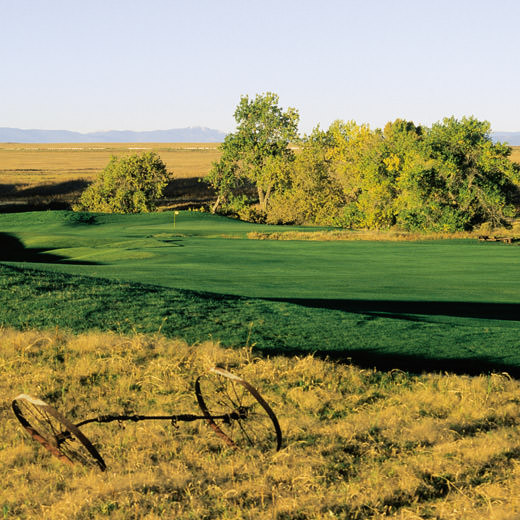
[{"left": 1, "top": 210, "right": 519, "bottom": 374}]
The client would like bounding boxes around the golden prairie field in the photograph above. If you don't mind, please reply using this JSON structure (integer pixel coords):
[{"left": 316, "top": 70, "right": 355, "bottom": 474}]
[
  {"left": 2, "top": 328, "right": 520, "bottom": 519},
  {"left": 0, "top": 142, "right": 220, "bottom": 184},
  {"left": 0, "top": 143, "right": 221, "bottom": 210}
]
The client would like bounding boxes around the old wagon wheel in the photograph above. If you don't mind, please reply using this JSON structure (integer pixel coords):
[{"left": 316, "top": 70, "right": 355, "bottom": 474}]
[
  {"left": 195, "top": 367, "right": 282, "bottom": 452},
  {"left": 12, "top": 394, "right": 106, "bottom": 471}
]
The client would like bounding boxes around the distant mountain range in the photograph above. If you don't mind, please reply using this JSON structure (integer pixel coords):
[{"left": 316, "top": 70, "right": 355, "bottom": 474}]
[
  {"left": 0, "top": 127, "right": 227, "bottom": 143},
  {"left": 1, "top": 127, "right": 519, "bottom": 145},
  {"left": 491, "top": 132, "right": 520, "bottom": 146}
]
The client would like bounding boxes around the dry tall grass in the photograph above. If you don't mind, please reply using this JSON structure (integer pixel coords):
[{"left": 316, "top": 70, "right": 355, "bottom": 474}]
[
  {"left": 248, "top": 229, "right": 520, "bottom": 242},
  {"left": 2, "top": 328, "right": 520, "bottom": 519},
  {"left": 0, "top": 142, "right": 220, "bottom": 184},
  {"left": 0, "top": 143, "right": 220, "bottom": 210},
  {"left": 510, "top": 146, "right": 520, "bottom": 164},
  {"left": 247, "top": 230, "right": 481, "bottom": 242}
]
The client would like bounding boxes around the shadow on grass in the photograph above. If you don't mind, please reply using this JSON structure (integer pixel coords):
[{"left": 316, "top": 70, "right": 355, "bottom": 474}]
[
  {"left": 0, "top": 183, "right": 17, "bottom": 196},
  {"left": 163, "top": 177, "right": 214, "bottom": 198},
  {"left": 0, "top": 233, "right": 100, "bottom": 264},
  {"left": 257, "top": 344, "right": 520, "bottom": 378},
  {"left": 0, "top": 180, "right": 91, "bottom": 213},
  {"left": 259, "top": 297, "right": 520, "bottom": 376},
  {"left": 0, "top": 201, "right": 72, "bottom": 213},
  {"left": 4, "top": 179, "right": 91, "bottom": 198},
  {"left": 269, "top": 297, "right": 520, "bottom": 322},
  {"left": 1, "top": 261, "right": 519, "bottom": 378}
]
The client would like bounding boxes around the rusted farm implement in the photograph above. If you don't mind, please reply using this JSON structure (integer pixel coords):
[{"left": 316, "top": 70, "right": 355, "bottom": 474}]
[{"left": 12, "top": 367, "right": 282, "bottom": 471}]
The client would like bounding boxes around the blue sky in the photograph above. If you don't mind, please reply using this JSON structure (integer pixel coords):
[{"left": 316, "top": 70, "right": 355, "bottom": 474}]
[{"left": 1, "top": 0, "right": 519, "bottom": 134}]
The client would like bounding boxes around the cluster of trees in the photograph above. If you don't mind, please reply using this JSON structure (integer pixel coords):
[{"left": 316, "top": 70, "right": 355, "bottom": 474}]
[
  {"left": 206, "top": 93, "right": 520, "bottom": 231},
  {"left": 74, "top": 92, "right": 519, "bottom": 231}
]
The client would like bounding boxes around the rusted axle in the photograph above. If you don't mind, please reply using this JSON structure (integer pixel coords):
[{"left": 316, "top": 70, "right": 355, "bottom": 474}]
[{"left": 75, "top": 408, "right": 248, "bottom": 428}]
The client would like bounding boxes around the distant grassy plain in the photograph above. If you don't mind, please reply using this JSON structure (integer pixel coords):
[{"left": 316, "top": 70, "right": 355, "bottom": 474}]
[
  {"left": 0, "top": 142, "right": 221, "bottom": 211},
  {"left": 0, "top": 142, "right": 220, "bottom": 182}
]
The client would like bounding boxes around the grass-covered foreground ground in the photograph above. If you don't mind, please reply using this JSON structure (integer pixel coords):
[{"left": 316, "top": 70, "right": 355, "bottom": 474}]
[
  {"left": 1, "top": 210, "right": 520, "bottom": 374},
  {"left": 2, "top": 328, "right": 520, "bottom": 519}
]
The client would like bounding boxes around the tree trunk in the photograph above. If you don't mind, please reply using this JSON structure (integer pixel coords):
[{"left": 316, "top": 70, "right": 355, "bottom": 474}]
[
  {"left": 257, "top": 184, "right": 274, "bottom": 212},
  {"left": 211, "top": 195, "right": 221, "bottom": 214},
  {"left": 257, "top": 186, "right": 266, "bottom": 211}
]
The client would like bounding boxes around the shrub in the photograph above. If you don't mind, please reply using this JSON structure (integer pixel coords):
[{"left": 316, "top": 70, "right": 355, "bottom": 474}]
[{"left": 75, "top": 152, "right": 172, "bottom": 213}]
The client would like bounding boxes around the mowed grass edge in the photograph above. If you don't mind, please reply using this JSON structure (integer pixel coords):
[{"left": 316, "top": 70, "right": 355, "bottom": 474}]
[{"left": 1, "top": 262, "right": 520, "bottom": 375}]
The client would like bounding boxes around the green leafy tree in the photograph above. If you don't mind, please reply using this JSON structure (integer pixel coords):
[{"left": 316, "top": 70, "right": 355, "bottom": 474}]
[
  {"left": 325, "top": 120, "right": 382, "bottom": 227},
  {"left": 76, "top": 152, "right": 172, "bottom": 213},
  {"left": 327, "top": 117, "right": 519, "bottom": 231},
  {"left": 209, "top": 101, "right": 519, "bottom": 230},
  {"left": 424, "top": 116, "right": 520, "bottom": 229},
  {"left": 369, "top": 120, "right": 431, "bottom": 230},
  {"left": 267, "top": 126, "right": 344, "bottom": 225},
  {"left": 205, "top": 92, "right": 299, "bottom": 213}
]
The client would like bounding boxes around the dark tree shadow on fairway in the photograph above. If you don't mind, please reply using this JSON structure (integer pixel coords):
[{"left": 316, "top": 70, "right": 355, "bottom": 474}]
[
  {"left": 2, "top": 258, "right": 519, "bottom": 378},
  {"left": 0, "top": 233, "right": 101, "bottom": 264},
  {"left": 257, "top": 296, "right": 520, "bottom": 377},
  {"left": 268, "top": 297, "right": 520, "bottom": 322},
  {"left": 0, "top": 180, "right": 91, "bottom": 213}
]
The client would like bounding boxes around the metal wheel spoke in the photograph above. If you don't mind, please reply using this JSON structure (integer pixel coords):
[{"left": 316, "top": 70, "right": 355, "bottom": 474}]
[
  {"left": 12, "top": 394, "right": 106, "bottom": 471},
  {"left": 235, "top": 414, "right": 256, "bottom": 446},
  {"left": 195, "top": 368, "right": 282, "bottom": 451}
]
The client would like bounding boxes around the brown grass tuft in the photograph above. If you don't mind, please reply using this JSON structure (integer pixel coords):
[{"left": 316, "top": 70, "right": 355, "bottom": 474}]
[{"left": 247, "top": 229, "right": 479, "bottom": 242}]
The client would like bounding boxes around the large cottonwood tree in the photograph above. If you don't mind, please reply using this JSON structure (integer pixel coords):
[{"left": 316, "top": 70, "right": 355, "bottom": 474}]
[{"left": 205, "top": 92, "right": 299, "bottom": 213}]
